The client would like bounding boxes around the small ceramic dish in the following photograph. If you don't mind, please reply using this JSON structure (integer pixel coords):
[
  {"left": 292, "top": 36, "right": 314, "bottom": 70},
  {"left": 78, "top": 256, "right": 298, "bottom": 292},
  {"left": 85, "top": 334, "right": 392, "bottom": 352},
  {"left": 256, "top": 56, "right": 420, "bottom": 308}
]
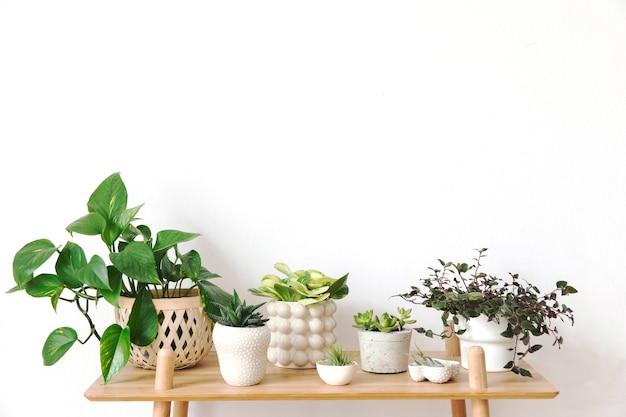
[{"left": 408, "top": 359, "right": 460, "bottom": 384}]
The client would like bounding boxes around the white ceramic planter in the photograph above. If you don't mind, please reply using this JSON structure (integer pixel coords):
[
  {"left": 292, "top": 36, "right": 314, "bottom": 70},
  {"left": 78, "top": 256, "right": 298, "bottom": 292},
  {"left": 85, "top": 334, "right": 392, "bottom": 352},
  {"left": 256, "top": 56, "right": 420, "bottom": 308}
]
[
  {"left": 266, "top": 300, "right": 337, "bottom": 368},
  {"left": 212, "top": 323, "right": 271, "bottom": 386},
  {"left": 357, "top": 329, "right": 412, "bottom": 374},
  {"left": 408, "top": 359, "right": 460, "bottom": 384},
  {"left": 316, "top": 362, "right": 358, "bottom": 385},
  {"left": 455, "top": 315, "right": 515, "bottom": 372}
]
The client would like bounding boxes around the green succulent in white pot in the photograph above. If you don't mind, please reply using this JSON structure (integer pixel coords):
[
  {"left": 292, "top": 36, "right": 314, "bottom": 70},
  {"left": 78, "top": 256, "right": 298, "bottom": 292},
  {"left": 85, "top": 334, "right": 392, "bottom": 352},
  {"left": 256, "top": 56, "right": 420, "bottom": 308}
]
[
  {"left": 8, "top": 172, "right": 231, "bottom": 383},
  {"left": 249, "top": 262, "right": 349, "bottom": 368}
]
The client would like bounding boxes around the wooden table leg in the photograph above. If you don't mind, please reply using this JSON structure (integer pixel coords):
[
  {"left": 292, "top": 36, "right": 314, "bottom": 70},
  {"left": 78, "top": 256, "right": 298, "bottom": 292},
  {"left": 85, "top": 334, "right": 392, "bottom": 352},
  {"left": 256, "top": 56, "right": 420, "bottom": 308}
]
[
  {"left": 153, "top": 348, "right": 175, "bottom": 417},
  {"left": 468, "top": 346, "right": 489, "bottom": 417},
  {"left": 445, "top": 321, "right": 467, "bottom": 417},
  {"left": 173, "top": 401, "right": 189, "bottom": 417}
]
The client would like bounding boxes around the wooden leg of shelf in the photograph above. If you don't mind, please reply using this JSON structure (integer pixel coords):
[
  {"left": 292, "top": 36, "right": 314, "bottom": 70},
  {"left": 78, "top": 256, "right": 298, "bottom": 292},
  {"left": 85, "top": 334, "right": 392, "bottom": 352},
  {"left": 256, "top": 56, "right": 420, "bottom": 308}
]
[
  {"left": 468, "top": 346, "right": 490, "bottom": 417},
  {"left": 173, "top": 401, "right": 189, "bottom": 417},
  {"left": 152, "top": 348, "right": 175, "bottom": 417},
  {"left": 445, "top": 321, "right": 467, "bottom": 417},
  {"left": 450, "top": 399, "right": 467, "bottom": 417}
]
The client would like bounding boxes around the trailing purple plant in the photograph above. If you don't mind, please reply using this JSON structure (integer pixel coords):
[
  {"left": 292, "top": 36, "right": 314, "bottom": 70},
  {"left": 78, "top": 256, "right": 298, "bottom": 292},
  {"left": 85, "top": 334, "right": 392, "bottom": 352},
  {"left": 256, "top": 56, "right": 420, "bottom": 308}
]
[{"left": 396, "top": 248, "right": 577, "bottom": 377}]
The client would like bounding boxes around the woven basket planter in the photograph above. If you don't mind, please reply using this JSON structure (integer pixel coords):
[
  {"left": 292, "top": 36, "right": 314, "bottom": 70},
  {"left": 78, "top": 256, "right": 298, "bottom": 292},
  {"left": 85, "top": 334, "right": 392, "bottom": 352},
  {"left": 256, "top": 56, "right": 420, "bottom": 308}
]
[{"left": 115, "top": 289, "right": 213, "bottom": 370}]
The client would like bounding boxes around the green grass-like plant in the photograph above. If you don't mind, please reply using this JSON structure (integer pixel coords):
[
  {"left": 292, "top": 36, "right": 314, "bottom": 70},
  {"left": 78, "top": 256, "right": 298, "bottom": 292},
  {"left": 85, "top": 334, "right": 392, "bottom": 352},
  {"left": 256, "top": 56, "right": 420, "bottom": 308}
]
[{"left": 319, "top": 344, "right": 355, "bottom": 366}]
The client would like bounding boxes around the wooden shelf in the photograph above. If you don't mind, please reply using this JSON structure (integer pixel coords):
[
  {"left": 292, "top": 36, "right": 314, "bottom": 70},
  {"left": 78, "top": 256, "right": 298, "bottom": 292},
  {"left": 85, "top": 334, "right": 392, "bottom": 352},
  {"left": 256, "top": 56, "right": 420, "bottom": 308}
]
[{"left": 84, "top": 351, "right": 558, "bottom": 403}]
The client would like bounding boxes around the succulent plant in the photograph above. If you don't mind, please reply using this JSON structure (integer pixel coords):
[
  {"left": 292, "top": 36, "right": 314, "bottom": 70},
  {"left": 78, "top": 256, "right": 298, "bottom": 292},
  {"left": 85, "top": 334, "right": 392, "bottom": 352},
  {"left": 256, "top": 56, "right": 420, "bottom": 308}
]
[
  {"left": 249, "top": 262, "right": 349, "bottom": 306},
  {"left": 208, "top": 289, "right": 268, "bottom": 327},
  {"left": 353, "top": 307, "right": 416, "bottom": 332}
]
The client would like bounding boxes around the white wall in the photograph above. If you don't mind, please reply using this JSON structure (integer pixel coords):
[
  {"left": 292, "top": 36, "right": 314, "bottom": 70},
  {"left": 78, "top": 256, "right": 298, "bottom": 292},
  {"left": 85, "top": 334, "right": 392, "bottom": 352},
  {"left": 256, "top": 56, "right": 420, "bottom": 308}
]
[{"left": 1, "top": 1, "right": 625, "bottom": 416}]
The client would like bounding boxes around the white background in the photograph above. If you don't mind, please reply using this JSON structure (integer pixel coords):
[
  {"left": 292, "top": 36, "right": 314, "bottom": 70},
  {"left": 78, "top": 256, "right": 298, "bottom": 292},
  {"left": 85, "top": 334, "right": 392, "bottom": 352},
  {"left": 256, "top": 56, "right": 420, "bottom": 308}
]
[{"left": 1, "top": 1, "right": 625, "bottom": 416}]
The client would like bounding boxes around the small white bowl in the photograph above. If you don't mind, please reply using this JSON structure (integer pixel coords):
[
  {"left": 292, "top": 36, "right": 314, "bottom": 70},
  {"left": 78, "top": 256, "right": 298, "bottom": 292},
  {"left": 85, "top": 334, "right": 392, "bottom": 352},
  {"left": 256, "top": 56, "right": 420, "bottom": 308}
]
[
  {"left": 316, "top": 362, "right": 358, "bottom": 385},
  {"left": 408, "top": 359, "right": 460, "bottom": 384}
]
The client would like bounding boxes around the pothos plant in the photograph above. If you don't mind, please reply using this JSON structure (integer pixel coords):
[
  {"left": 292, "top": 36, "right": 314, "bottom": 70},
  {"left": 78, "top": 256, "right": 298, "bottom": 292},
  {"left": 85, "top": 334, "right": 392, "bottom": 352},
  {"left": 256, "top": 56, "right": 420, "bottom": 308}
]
[
  {"left": 396, "top": 248, "right": 577, "bottom": 377},
  {"left": 249, "top": 262, "right": 349, "bottom": 306},
  {"left": 8, "top": 172, "right": 231, "bottom": 383}
]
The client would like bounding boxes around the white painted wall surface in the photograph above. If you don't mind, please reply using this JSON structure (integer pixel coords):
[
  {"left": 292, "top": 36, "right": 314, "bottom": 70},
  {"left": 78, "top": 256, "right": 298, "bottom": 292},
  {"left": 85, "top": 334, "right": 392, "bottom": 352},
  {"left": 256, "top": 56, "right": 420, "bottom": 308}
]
[{"left": 1, "top": 1, "right": 624, "bottom": 416}]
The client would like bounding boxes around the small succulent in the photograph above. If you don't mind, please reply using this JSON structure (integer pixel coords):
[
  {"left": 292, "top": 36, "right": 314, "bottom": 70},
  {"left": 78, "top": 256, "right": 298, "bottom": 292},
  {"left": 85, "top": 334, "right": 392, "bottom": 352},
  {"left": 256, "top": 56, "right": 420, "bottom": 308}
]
[
  {"left": 249, "top": 262, "right": 349, "bottom": 306},
  {"left": 353, "top": 307, "right": 416, "bottom": 332},
  {"left": 411, "top": 345, "right": 444, "bottom": 367},
  {"left": 319, "top": 344, "right": 355, "bottom": 366},
  {"left": 208, "top": 289, "right": 268, "bottom": 327}
]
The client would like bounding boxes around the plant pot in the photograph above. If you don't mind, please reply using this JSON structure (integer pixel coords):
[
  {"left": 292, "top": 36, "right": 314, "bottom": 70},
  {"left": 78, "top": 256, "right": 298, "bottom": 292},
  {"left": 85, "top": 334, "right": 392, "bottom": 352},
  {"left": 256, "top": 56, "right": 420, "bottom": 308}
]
[
  {"left": 316, "top": 361, "right": 358, "bottom": 385},
  {"left": 115, "top": 289, "right": 213, "bottom": 370},
  {"left": 356, "top": 329, "right": 412, "bottom": 374},
  {"left": 455, "top": 315, "right": 515, "bottom": 372},
  {"left": 212, "top": 323, "right": 271, "bottom": 386},
  {"left": 408, "top": 359, "right": 460, "bottom": 384},
  {"left": 266, "top": 300, "right": 337, "bottom": 369}
]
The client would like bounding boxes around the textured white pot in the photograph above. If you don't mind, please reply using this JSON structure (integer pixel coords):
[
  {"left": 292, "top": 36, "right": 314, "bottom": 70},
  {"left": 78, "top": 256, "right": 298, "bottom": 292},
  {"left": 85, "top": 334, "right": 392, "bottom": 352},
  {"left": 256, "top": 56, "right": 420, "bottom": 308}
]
[
  {"left": 213, "top": 323, "right": 271, "bottom": 386},
  {"left": 455, "top": 315, "right": 515, "bottom": 372},
  {"left": 357, "top": 329, "right": 412, "bottom": 374},
  {"left": 266, "top": 300, "right": 337, "bottom": 368}
]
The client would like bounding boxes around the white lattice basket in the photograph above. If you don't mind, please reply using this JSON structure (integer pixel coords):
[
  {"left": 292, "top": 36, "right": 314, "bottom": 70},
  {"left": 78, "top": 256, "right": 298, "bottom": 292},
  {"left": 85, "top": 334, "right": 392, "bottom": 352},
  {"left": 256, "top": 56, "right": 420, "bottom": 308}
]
[{"left": 115, "top": 289, "right": 213, "bottom": 370}]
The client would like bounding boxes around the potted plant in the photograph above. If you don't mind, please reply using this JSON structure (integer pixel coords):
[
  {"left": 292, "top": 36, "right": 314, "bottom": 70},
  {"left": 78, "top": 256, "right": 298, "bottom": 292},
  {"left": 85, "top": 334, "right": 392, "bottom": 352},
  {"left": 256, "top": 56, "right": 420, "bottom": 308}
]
[
  {"left": 396, "top": 248, "right": 577, "bottom": 377},
  {"left": 352, "top": 307, "right": 416, "bottom": 374},
  {"left": 208, "top": 289, "right": 270, "bottom": 386},
  {"left": 408, "top": 345, "right": 460, "bottom": 384},
  {"left": 316, "top": 344, "right": 358, "bottom": 386},
  {"left": 8, "top": 172, "right": 231, "bottom": 384},
  {"left": 248, "top": 262, "right": 349, "bottom": 368}
]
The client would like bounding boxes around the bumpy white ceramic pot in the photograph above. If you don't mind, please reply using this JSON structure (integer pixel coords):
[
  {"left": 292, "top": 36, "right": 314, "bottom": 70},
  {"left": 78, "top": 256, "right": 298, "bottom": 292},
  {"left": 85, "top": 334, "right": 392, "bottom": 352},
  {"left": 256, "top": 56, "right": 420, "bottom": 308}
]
[{"left": 266, "top": 300, "right": 337, "bottom": 369}]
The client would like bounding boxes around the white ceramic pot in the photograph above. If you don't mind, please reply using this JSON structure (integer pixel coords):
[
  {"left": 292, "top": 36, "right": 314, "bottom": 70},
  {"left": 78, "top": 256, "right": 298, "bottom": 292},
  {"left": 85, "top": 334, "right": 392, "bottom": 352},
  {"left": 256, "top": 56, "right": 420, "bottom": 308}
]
[
  {"left": 357, "top": 329, "right": 412, "bottom": 374},
  {"left": 455, "top": 315, "right": 515, "bottom": 372},
  {"left": 266, "top": 300, "right": 337, "bottom": 369},
  {"left": 408, "top": 359, "right": 460, "bottom": 384},
  {"left": 316, "top": 362, "right": 358, "bottom": 385},
  {"left": 115, "top": 289, "right": 213, "bottom": 370},
  {"left": 212, "top": 323, "right": 271, "bottom": 386}
]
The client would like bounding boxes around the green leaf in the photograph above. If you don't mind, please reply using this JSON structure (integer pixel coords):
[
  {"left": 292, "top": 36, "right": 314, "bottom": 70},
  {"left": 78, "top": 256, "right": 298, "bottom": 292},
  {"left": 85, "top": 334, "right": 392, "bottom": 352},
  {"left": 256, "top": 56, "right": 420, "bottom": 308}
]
[
  {"left": 77, "top": 255, "right": 111, "bottom": 290},
  {"left": 100, "top": 324, "right": 131, "bottom": 384},
  {"left": 101, "top": 266, "right": 122, "bottom": 307},
  {"left": 66, "top": 212, "right": 106, "bottom": 236},
  {"left": 110, "top": 241, "right": 160, "bottom": 284},
  {"left": 127, "top": 287, "right": 158, "bottom": 346},
  {"left": 24, "top": 274, "right": 64, "bottom": 298},
  {"left": 180, "top": 250, "right": 201, "bottom": 279},
  {"left": 13, "top": 239, "right": 58, "bottom": 288},
  {"left": 42, "top": 327, "right": 78, "bottom": 366},
  {"left": 87, "top": 172, "right": 127, "bottom": 222},
  {"left": 199, "top": 280, "right": 234, "bottom": 318},
  {"left": 153, "top": 230, "right": 200, "bottom": 252},
  {"left": 54, "top": 241, "right": 86, "bottom": 288}
]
